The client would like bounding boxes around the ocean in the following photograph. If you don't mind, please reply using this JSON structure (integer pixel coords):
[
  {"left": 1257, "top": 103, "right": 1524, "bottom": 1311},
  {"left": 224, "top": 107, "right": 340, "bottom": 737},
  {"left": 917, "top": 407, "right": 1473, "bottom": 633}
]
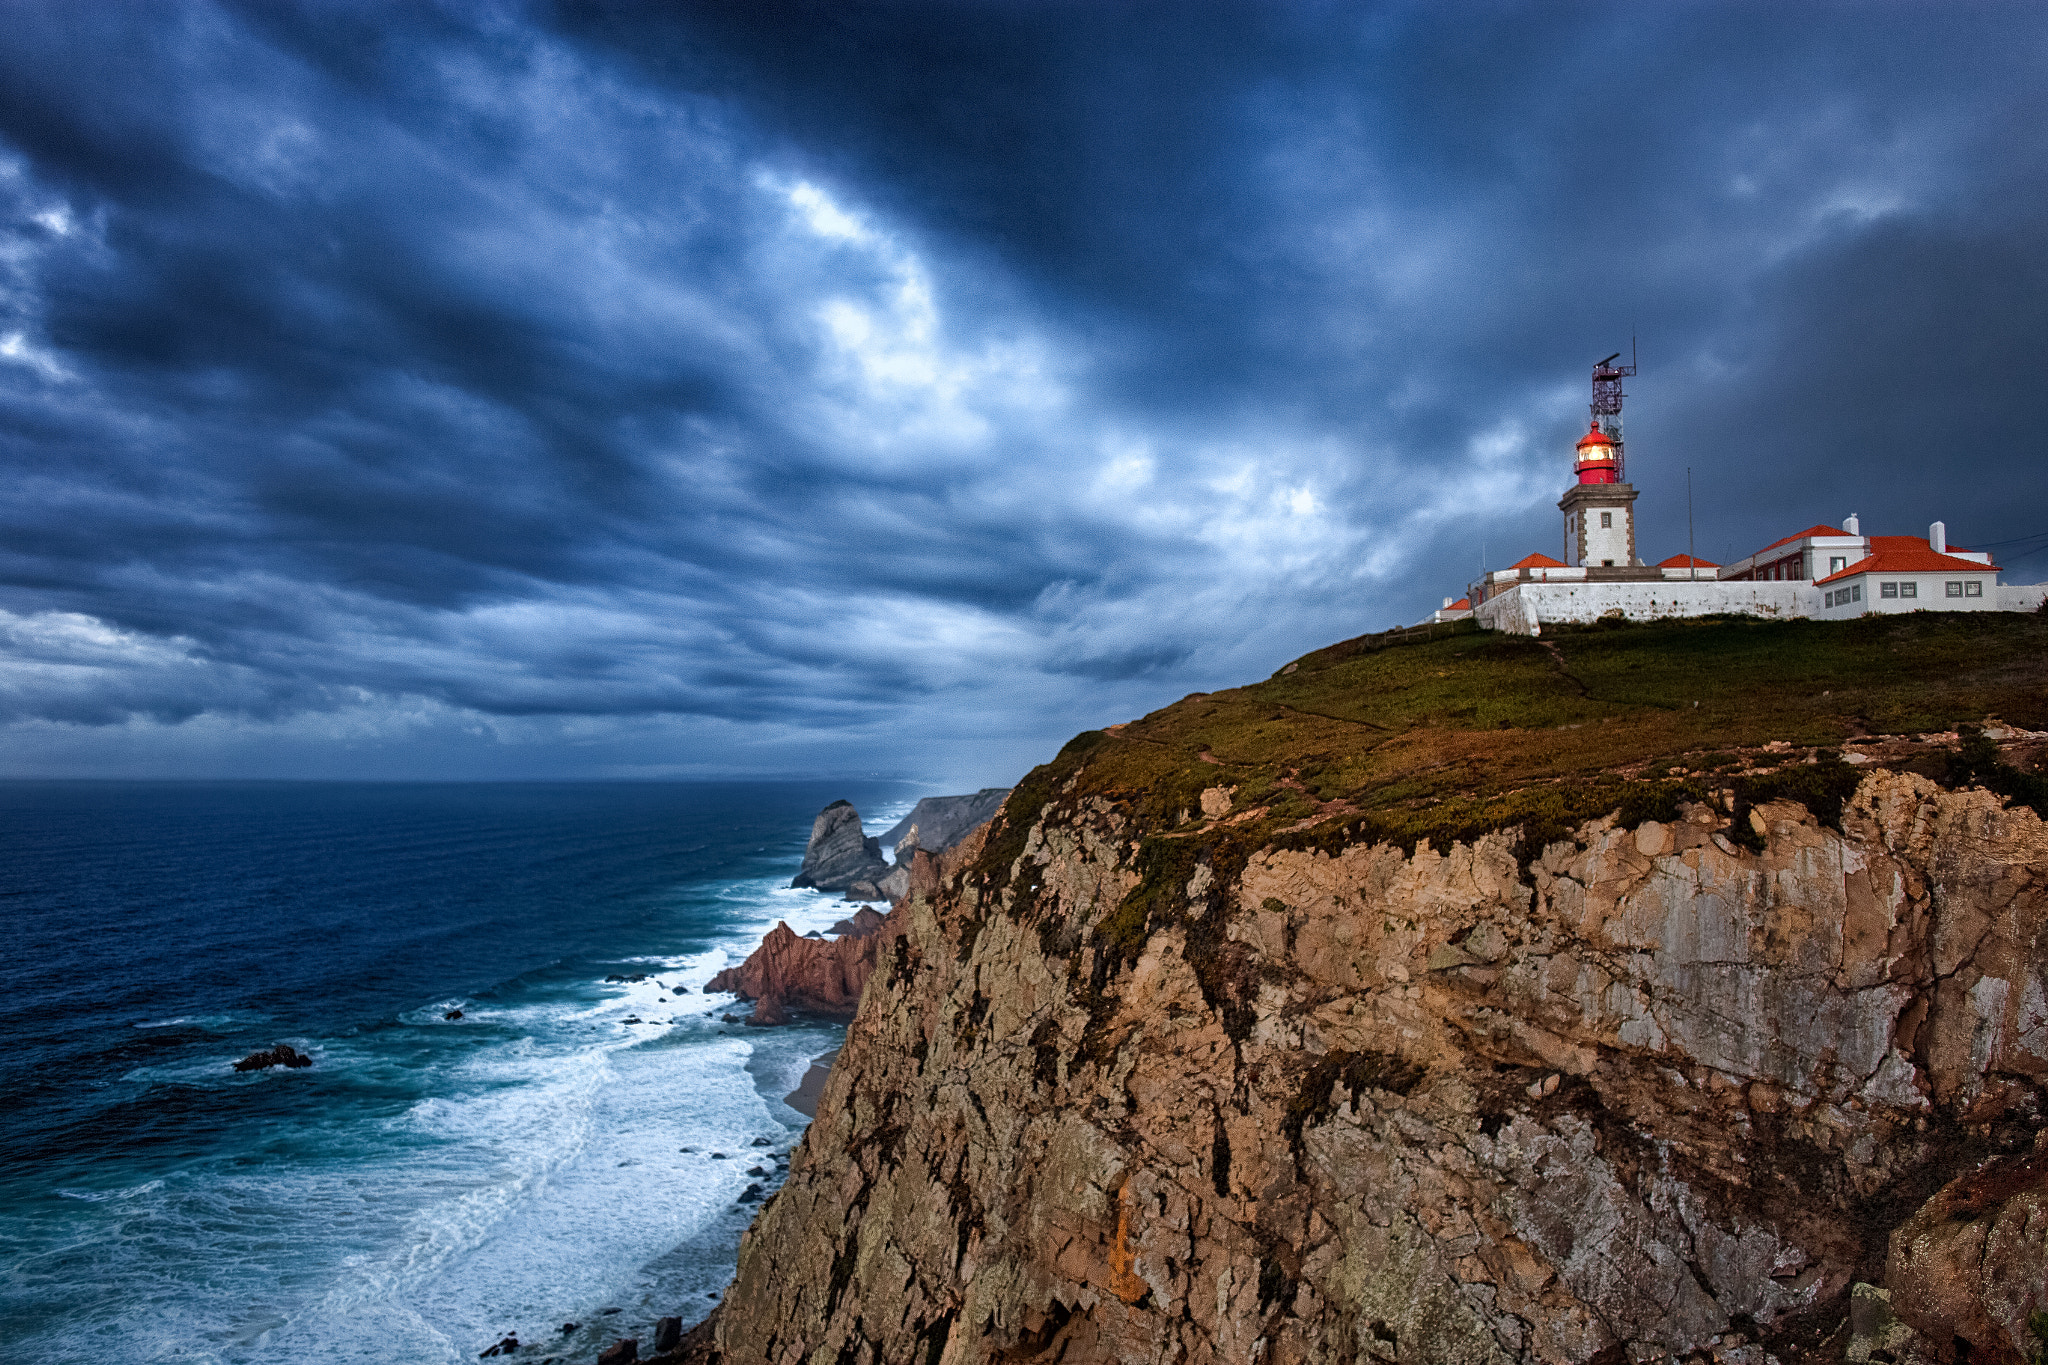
[{"left": 0, "top": 779, "right": 916, "bottom": 1364}]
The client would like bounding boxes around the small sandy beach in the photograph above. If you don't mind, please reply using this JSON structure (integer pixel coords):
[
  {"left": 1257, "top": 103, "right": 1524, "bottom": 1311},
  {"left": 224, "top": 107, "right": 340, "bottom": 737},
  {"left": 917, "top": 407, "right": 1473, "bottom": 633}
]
[{"left": 784, "top": 1049, "right": 839, "bottom": 1119}]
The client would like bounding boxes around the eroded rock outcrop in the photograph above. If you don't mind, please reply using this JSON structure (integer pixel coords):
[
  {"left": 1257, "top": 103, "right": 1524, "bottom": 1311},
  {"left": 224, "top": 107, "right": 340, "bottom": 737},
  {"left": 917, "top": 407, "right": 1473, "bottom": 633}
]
[
  {"left": 1887, "top": 1141, "right": 2048, "bottom": 1362},
  {"left": 826, "top": 907, "right": 890, "bottom": 940},
  {"left": 704, "top": 895, "right": 912, "bottom": 1021},
  {"left": 791, "top": 801, "right": 891, "bottom": 893},
  {"left": 879, "top": 789, "right": 1013, "bottom": 863},
  {"left": 713, "top": 770, "right": 2047, "bottom": 1365}
]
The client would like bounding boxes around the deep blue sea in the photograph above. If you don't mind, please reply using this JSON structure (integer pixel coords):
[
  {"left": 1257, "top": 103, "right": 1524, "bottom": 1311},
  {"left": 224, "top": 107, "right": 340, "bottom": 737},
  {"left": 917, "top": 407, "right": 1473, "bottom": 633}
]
[{"left": 0, "top": 780, "right": 915, "bottom": 1364}]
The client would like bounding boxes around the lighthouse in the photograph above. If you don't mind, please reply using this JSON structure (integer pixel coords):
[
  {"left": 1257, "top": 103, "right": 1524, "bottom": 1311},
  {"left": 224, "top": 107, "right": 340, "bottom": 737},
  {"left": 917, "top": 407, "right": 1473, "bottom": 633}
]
[
  {"left": 1573, "top": 424, "right": 1620, "bottom": 484},
  {"left": 1558, "top": 352, "right": 1639, "bottom": 568}
]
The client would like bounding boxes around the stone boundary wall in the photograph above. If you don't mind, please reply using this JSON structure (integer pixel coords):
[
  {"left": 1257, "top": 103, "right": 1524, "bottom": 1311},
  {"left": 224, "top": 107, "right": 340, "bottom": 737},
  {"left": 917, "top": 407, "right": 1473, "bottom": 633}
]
[
  {"left": 1997, "top": 582, "right": 2048, "bottom": 612},
  {"left": 1474, "top": 580, "right": 1818, "bottom": 634}
]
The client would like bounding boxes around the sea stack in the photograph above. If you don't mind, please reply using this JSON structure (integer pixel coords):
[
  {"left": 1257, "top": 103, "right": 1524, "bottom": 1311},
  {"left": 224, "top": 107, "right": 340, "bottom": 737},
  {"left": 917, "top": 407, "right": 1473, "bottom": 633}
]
[{"left": 789, "top": 800, "right": 892, "bottom": 893}]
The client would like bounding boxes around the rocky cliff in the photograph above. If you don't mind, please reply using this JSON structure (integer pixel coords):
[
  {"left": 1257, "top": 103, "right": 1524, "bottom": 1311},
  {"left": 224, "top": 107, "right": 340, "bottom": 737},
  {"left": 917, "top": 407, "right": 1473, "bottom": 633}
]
[
  {"left": 880, "top": 789, "right": 1013, "bottom": 862},
  {"left": 700, "top": 616, "right": 2048, "bottom": 1365}
]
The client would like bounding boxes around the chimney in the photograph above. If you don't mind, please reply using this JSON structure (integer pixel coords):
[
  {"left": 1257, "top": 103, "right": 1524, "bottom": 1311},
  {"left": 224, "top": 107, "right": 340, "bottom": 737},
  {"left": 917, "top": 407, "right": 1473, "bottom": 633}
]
[
  {"left": 1843, "top": 512, "right": 1860, "bottom": 536},
  {"left": 1443, "top": 597, "right": 1454, "bottom": 609},
  {"left": 1929, "top": 520, "right": 1946, "bottom": 554}
]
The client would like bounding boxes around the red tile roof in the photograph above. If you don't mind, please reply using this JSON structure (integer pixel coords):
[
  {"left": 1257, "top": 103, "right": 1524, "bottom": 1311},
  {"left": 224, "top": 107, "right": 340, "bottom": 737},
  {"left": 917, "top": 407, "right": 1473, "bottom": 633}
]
[
  {"left": 1448, "top": 597, "right": 1470, "bottom": 610},
  {"left": 1815, "top": 547, "right": 2001, "bottom": 586},
  {"left": 1756, "top": 524, "right": 1858, "bottom": 554},
  {"left": 1509, "top": 552, "right": 1567, "bottom": 570},
  {"left": 1868, "top": 534, "right": 1971, "bottom": 554},
  {"left": 1656, "top": 553, "right": 1719, "bottom": 569}
]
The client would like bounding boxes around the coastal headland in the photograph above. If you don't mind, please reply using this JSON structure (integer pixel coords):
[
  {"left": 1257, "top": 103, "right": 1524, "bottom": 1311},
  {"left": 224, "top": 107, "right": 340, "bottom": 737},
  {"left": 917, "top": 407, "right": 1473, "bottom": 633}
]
[{"left": 679, "top": 612, "right": 2048, "bottom": 1365}]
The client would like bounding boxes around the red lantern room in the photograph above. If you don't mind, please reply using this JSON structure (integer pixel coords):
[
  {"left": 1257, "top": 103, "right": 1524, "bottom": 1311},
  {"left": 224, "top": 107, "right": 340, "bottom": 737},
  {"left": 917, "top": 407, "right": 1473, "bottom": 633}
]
[{"left": 1574, "top": 423, "right": 1620, "bottom": 485}]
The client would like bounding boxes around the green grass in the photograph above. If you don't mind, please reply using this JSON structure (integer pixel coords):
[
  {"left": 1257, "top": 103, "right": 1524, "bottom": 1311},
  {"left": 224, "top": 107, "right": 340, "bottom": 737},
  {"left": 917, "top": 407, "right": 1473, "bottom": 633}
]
[{"left": 962, "top": 611, "right": 2048, "bottom": 974}]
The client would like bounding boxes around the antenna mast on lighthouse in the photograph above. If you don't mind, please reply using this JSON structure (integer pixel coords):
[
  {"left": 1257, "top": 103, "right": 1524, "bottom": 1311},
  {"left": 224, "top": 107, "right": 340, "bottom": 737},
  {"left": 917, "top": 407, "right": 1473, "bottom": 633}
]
[{"left": 1590, "top": 341, "right": 1636, "bottom": 480}]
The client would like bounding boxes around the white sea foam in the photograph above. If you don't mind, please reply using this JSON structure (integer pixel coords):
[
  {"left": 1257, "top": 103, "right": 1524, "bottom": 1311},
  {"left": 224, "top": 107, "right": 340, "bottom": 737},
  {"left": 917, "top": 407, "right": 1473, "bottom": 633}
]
[
  {"left": 55, "top": 1179, "right": 165, "bottom": 1202},
  {"left": 130, "top": 1013, "right": 250, "bottom": 1030},
  {"left": 16, "top": 814, "right": 863, "bottom": 1365}
]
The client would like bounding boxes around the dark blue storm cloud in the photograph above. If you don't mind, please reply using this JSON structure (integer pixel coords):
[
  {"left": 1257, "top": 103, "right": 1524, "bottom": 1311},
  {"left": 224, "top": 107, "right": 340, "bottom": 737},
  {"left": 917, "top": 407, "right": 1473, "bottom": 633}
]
[{"left": 1, "top": 2, "right": 2044, "bottom": 781}]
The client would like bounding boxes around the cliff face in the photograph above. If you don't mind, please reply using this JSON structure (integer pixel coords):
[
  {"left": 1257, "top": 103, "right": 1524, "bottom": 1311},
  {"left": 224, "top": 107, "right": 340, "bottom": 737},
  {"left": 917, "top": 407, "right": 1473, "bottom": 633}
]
[
  {"left": 880, "top": 789, "right": 1014, "bottom": 862},
  {"left": 715, "top": 769, "right": 2047, "bottom": 1364}
]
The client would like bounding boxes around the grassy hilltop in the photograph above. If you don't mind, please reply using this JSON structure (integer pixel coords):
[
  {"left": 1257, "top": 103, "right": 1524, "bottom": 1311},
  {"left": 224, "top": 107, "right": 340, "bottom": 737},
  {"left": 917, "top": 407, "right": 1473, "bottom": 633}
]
[{"left": 974, "top": 612, "right": 2048, "bottom": 942}]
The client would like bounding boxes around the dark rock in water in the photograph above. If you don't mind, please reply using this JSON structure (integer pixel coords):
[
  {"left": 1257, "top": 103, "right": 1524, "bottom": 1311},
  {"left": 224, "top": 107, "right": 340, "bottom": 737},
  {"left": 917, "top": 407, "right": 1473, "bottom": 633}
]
[
  {"left": 600, "top": 1307, "right": 621, "bottom": 1315},
  {"left": 710, "top": 1152, "right": 727, "bottom": 1159},
  {"left": 747, "top": 1165, "right": 767, "bottom": 1176},
  {"left": 478, "top": 1334, "right": 518, "bottom": 1357},
  {"left": 653, "top": 1316, "right": 683, "bottom": 1352},
  {"left": 738, "top": 1183, "right": 764, "bottom": 1203},
  {"left": 788, "top": 800, "right": 890, "bottom": 892},
  {"left": 825, "top": 906, "right": 889, "bottom": 939},
  {"left": 877, "top": 788, "right": 1011, "bottom": 863},
  {"left": 605, "top": 974, "right": 626, "bottom": 983},
  {"left": 803, "top": 930, "right": 823, "bottom": 939},
  {"left": 444, "top": 1009, "right": 464, "bottom": 1020},
  {"left": 744, "top": 994, "right": 789, "bottom": 1027},
  {"left": 232, "top": 1044, "right": 312, "bottom": 1072},
  {"left": 597, "top": 1338, "right": 637, "bottom": 1365},
  {"left": 750, "top": 1136, "right": 772, "bottom": 1147},
  {"left": 622, "top": 1017, "right": 642, "bottom": 1025},
  {"left": 561, "top": 1322, "right": 579, "bottom": 1333},
  {"left": 670, "top": 985, "right": 689, "bottom": 995}
]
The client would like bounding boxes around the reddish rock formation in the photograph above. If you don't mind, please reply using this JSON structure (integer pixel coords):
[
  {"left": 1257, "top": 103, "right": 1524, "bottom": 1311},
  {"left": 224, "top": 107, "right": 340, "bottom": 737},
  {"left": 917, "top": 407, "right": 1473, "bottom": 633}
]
[
  {"left": 706, "top": 872, "right": 919, "bottom": 1020},
  {"left": 1887, "top": 1138, "right": 2048, "bottom": 1362},
  {"left": 825, "top": 906, "right": 889, "bottom": 939}
]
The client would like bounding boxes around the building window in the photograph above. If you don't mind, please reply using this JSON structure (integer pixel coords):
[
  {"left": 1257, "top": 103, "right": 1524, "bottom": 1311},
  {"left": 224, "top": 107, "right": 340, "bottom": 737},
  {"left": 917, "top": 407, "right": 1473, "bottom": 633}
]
[
  {"left": 1599, "top": 511, "right": 1612, "bottom": 528},
  {"left": 1900, "top": 582, "right": 1917, "bottom": 599},
  {"left": 1830, "top": 556, "right": 1847, "bottom": 574},
  {"left": 1881, "top": 582, "right": 1898, "bottom": 599},
  {"left": 1852, "top": 584, "right": 1862, "bottom": 602},
  {"left": 1965, "top": 581, "right": 1983, "bottom": 597},
  {"left": 1825, "top": 590, "right": 1835, "bottom": 607},
  {"left": 1946, "top": 581, "right": 1964, "bottom": 598},
  {"left": 1601, "top": 559, "right": 1614, "bottom": 567}
]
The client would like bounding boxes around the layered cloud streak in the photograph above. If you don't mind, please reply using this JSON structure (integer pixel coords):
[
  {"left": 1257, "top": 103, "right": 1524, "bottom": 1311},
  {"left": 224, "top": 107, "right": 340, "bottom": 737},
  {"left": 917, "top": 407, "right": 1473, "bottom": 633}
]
[{"left": 1, "top": 2, "right": 2043, "bottom": 779}]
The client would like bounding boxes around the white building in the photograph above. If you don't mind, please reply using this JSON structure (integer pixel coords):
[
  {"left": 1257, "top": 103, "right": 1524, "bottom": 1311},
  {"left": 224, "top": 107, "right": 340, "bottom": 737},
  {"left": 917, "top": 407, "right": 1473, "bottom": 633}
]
[
  {"left": 1813, "top": 523, "right": 2002, "bottom": 616},
  {"left": 1446, "top": 359, "right": 2046, "bottom": 634}
]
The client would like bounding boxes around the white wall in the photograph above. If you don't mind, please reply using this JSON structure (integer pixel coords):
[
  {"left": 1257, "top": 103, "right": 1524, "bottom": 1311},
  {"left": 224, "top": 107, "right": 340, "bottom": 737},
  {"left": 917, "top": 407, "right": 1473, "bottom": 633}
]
[
  {"left": 1569, "top": 506, "right": 1633, "bottom": 567},
  {"left": 1822, "top": 572, "right": 1999, "bottom": 615},
  {"left": 1998, "top": 583, "right": 2048, "bottom": 612},
  {"left": 1474, "top": 581, "right": 1820, "bottom": 635}
]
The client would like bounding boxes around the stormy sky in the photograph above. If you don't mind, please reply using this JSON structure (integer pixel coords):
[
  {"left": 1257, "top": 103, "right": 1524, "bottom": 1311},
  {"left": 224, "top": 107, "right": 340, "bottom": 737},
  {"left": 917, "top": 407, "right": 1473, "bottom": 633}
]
[{"left": 2, "top": 2, "right": 2044, "bottom": 785}]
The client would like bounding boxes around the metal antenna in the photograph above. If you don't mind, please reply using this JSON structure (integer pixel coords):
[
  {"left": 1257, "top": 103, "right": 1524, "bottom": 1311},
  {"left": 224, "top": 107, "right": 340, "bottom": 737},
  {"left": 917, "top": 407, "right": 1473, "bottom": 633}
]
[
  {"left": 1590, "top": 348, "right": 1637, "bottom": 479},
  {"left": 1687, "top": 465, "right": 1697, "bottom": 581}
]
